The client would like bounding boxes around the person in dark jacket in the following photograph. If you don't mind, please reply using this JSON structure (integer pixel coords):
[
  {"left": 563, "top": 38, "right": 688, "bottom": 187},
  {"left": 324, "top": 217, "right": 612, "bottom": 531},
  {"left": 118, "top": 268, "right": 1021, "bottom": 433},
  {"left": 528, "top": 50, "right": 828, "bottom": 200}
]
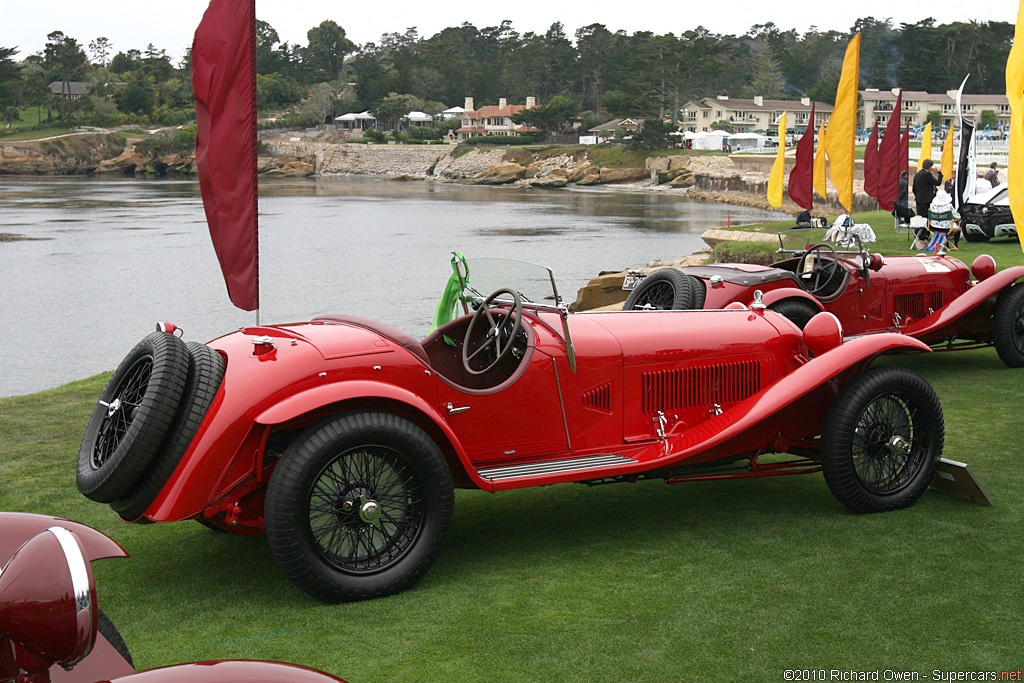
[
  {"left": 898, "top": 171, "right": 909, "bottom": 207},
  {"left": 913, "top": 159, "right": 942, "bottom": 239}
]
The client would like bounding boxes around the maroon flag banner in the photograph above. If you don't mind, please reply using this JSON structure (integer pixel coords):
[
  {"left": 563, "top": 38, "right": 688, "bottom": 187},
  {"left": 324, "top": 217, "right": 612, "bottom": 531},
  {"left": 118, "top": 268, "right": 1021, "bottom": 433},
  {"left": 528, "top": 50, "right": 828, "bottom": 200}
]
[
  {"left": 863, "top": 121, "right": 880, "bottom": 200},
  {"left": 192, "top": 0, "right": 259, "bottom": 311},
  {"left": 788, "top": 105, "right": 815, "bottom": 210},
  {"left": 876, "top": 91, "right": 903, "bottom": 210}
]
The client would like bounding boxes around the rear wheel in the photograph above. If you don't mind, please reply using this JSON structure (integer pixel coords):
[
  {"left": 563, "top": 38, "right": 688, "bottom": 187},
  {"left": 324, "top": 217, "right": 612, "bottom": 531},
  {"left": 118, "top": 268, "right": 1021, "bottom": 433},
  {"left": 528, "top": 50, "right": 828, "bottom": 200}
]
[
  {"left": 624, "top": 269, "right": 695, "bottom": 311},
  {"left": 265, "top": 411, "right": 454, "bottom": 602},
  {"left": 962, "top": 229, "right": 990, "bottom": 243},
  {"left": 993, "top": 284, "right": 1024, "bottom": 367},
  {"left": 768, "top": 298, "right": 819, "bottom": 329},
  {"left": 821, "top": 367, "right": 943, "bottom": 513},
  {"left": 77, "top": 332, "right": 189, "bottom": 503}
]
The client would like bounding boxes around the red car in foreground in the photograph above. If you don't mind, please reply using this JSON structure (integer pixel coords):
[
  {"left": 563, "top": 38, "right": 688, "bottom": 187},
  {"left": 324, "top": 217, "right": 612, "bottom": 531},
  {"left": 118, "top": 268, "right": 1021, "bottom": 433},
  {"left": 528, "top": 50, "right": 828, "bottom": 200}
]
[
  {"left": 0, "top": 512, "right": 345, "bottom": 683},
  {"left": 78, "top": 257, "right": 944, "bottom": 603},
  {"left": 624, "top": 241, "right": 1024, "bottom": 367}
]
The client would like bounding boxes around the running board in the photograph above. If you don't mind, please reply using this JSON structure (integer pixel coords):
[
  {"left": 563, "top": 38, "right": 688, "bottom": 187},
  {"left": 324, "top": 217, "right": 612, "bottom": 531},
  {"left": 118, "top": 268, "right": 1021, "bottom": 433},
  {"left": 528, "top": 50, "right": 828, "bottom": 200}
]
[{"left": 477, "top": 454, "right": 638, "bottom": 481}]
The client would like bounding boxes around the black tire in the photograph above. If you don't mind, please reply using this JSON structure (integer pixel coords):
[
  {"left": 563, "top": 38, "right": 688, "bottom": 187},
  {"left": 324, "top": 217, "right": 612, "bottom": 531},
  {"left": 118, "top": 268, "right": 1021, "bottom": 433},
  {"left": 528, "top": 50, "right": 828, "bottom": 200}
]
[
  {"left": 993, "top": 283, "right": 1024, "bottom": 367},
  {"left": 97, "top": 608, "right": 134, "bottom": 668},
  {"left": 111, "top": 342, "right": 226, "bottom": 521},
  {"left": 77, "top": 332, "right": 190, "bottom": 503},
  {"left": 821, "top": 367, "right": 943, "bottom": 513},
  {"left": 624, "top": 269, "right": 695, "bottom": 311},
  {"left": 768, "top": 298, "right": 820, "bottom": 330},
  {"left": 265, "top": 411, "right": 454, "bottom": 603},
  {"left": 690, "top": 276, "right": 707, "bottom": 309}
]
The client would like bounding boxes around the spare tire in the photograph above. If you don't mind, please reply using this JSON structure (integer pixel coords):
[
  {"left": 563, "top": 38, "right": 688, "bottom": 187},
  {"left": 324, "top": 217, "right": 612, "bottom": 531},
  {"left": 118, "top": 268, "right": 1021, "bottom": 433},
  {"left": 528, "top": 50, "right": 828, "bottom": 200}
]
[
  {"left": 77, "top": 332, "right": 190, "bottom": 503},
  {"left": 111, "top": 342, "right": 226, "bottom": 521},
  {"left": 624, "top": 269, "right": 695, "bottom": 311}
]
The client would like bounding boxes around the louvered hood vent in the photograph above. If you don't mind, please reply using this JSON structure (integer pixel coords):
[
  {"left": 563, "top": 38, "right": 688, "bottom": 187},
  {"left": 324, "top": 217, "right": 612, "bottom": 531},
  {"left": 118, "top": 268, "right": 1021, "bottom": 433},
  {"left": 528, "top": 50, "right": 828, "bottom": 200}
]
[
  {"left": 582, "top": 382, "right": 612, "bottom": 413},
  {"left": 642, "top": 360, "right": 761, "bottom": 414}
]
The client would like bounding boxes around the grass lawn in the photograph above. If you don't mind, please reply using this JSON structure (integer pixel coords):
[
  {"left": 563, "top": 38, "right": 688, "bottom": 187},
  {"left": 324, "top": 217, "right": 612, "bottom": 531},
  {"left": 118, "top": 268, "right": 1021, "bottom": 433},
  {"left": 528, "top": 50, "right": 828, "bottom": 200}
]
[{"left": 3, "top": 211, "right": 1023, "bottom": 680}]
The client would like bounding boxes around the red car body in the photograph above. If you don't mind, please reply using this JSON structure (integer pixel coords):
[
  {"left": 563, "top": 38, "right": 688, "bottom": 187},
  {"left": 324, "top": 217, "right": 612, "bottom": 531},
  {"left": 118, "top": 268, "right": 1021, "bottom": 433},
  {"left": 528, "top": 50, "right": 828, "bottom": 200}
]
[
  {"left": 0, "top": 513, "right": 346, "bottom": 683},
  {"left": 77, "top": 258, "right": 947, "bottom": 602}
]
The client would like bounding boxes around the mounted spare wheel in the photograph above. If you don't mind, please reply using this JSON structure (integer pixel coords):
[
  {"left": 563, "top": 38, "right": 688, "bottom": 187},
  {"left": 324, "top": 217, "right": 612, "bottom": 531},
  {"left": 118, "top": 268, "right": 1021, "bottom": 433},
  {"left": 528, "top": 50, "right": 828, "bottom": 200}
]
[
  {"left": 77, "top": 331, "right": 190, "bottom": 503},
  {"left": 624, "top": 269, "right": 698, "bottom": 311},
  {"left": 111, "top": 342, "right": 226, "bottom": 521}
]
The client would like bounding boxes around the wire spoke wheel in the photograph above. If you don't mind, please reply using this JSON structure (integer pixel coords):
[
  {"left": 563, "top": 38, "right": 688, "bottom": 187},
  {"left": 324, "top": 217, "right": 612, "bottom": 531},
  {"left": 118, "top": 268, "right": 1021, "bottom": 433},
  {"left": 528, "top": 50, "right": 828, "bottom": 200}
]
[
  {"left": 994, "top": 284, "right": 1024, "bottom": 367},
  {"left": 633, "top": 281, "right": 676, "bottom": 310},
  {"left": 308, "top": 446, "right": 424, "bottom": 575},
  {"left": 266, "top": 411, "right": 454, "bottom": 602},
  {"left": 624, "top": 268, "right": 696, "bottom": 311},
  {"left": 821, "top": 366, "right": 942, "bottom": 513},
  {"left": 91, "top": 356, "right": 153, "bottom": 470},
  {"left": 850, "top": 394, "right": 921, "bottom": 493}
]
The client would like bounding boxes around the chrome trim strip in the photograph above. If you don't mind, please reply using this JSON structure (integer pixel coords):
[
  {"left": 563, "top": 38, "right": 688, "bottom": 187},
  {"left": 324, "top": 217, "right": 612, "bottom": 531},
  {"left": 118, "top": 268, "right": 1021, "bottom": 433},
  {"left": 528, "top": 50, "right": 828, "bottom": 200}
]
[
  {"left": 47, "top": 526, "right": 95, "bottom": 664},
  {"left": 551, "top": 358, "right": 572, "bottom": 451},
  {"left": 478, "top": 454, "right": 636, "bottom": 481}
]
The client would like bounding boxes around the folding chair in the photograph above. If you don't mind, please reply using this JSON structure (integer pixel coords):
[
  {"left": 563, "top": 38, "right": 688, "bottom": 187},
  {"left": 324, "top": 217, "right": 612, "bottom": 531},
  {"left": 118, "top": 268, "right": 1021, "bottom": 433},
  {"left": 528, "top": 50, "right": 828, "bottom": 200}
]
[{"left": 892, "top": 200, "right": 915, "bottom": 245}]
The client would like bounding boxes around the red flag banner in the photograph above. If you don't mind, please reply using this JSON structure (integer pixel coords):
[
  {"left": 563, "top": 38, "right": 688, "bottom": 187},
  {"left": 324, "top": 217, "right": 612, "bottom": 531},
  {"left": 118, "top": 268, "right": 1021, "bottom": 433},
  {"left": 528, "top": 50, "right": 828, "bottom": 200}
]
[
  {"left": 863, "top": 121, "right": 880, "bottom": 200},
  {"left": 876, "top": 91, "right": 903, "bottom": 210},
  {"left": 192, "top": 0, "right": 259, "bottom": 311},
  {"left": 788, "top": 105, "right": 815, "bottom": 210}
]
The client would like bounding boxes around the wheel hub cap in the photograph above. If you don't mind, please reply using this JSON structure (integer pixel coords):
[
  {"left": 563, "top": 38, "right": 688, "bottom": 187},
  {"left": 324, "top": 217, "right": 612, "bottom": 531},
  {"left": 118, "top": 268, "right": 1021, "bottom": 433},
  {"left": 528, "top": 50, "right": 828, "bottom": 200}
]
[
  {"left": 886, "top": 434, "right": 910, "bottom": 456},
  {"left": 100, "top": 397, "right": 122, "bottom": 418},
  {"left": 359, "top": 496, "right": 382, "bottom": 529}
]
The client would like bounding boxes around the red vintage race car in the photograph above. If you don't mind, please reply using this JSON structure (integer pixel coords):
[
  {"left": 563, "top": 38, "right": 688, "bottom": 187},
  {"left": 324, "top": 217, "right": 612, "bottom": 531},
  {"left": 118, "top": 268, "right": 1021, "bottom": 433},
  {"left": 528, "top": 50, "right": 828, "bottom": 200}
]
[
  {"left": 78, "top": 257, "right": 945, "bottom": 603},
  {"left": 623, "top": 240, "right": 1024, "bottom": 367},
  {"left": 0, "top": 512, "right": 346, "bottom": 683}
]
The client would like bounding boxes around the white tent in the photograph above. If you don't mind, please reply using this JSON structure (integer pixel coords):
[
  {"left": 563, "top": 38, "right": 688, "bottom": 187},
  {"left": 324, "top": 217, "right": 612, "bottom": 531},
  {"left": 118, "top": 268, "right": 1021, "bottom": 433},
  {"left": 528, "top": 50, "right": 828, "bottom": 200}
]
[
  {"left": 690, "top": 130, "right": 730, "bottom": 150},
  {"left": 727, "top": 132, "right": 768, "bottom": 151}
]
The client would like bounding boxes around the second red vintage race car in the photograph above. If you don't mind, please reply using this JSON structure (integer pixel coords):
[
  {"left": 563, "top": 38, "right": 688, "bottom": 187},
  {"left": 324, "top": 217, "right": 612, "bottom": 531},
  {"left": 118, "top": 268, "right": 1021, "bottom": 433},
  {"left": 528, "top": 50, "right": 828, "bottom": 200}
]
[
  {"left": 623, "top": 240, "right": 1024, "bottom": 367},
  {"left": 78, "top": 256, "right": 945, "bottom": 603}
]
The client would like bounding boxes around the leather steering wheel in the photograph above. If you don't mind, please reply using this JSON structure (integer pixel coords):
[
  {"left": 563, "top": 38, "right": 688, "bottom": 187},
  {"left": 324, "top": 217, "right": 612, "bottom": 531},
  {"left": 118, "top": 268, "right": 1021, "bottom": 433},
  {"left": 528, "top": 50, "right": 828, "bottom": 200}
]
[
  {"left": 462, "top": 288, "right": 524, "bottom": 376},
  {"left": 797, "top": 243, "right": 839, "bottom": 296}
]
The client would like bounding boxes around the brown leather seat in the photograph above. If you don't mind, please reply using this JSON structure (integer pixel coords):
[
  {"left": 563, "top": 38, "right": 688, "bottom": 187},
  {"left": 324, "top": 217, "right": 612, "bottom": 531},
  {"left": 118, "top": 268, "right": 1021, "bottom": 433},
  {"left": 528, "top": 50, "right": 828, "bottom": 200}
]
[{"left": 313, "top": 314, "right": 430, "bottom": 366}]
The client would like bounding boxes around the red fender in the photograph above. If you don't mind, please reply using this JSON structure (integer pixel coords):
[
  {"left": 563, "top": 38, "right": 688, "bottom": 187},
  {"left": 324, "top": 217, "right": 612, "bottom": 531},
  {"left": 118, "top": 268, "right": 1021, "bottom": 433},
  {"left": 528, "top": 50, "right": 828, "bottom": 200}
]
[
  {"left": 95, "top": 660, "right": 346, "bottom": 682},
  {"left": 758, "top": 289, "right": 823, "bottom": 311},
  {"left": 255, "top": 380, "right": 489, "bottom": 490},
  {"left": 0, "top": 513, "right": 127, "bottom": 566},
  {"left": 903, "top": 265, "right": 1024, "bottom": 338}
]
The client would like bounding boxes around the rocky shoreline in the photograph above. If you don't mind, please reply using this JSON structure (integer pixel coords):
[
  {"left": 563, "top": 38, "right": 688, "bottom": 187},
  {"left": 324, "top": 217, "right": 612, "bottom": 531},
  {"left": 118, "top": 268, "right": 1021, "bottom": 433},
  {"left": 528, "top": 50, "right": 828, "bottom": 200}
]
[{"left": 0, "top": 131, "right": 880, "bottom": 214}]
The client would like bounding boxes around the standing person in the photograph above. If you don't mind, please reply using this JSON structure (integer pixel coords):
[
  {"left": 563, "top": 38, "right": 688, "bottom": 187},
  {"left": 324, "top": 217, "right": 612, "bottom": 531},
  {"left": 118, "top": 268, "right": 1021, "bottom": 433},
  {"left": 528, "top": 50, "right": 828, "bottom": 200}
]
[
  {"left": 913, "top": 159, "right": 943, "bottom": 240},
  {"left": 985, "top": 162, "right": 1001, "bottom": 186},
  {"left": 898, "top": 170, "right": 909, "bottom": 208}
]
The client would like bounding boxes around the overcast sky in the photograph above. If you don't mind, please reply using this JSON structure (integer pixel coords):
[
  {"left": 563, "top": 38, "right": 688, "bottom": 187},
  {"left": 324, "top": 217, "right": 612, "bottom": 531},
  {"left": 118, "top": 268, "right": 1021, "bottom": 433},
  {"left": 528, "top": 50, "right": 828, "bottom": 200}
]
[{"left": 3, "top": 0, "right": 1017, "bottom": 63}]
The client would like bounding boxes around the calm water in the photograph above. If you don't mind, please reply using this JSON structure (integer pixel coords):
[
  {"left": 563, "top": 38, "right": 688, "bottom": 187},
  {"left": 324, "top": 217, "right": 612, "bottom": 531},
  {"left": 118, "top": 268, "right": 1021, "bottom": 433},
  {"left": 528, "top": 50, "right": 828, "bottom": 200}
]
[{"left": 0, "top": 176, "right": 783, "bottom": 397}]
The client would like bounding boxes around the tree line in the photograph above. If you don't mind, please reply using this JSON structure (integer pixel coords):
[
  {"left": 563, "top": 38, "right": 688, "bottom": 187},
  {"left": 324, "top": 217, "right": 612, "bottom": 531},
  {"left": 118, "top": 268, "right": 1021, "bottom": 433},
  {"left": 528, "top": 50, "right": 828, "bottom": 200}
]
[{"left": 0, "top": 16, "right": 1013, "bottom": 134}]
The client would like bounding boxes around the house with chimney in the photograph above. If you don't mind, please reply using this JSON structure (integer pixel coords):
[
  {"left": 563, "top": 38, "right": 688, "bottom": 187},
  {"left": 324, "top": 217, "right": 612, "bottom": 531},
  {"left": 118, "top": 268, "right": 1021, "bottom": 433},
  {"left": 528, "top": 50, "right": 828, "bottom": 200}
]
[{"left": 455, "top": 97, "right": 541, "bottom": 141}]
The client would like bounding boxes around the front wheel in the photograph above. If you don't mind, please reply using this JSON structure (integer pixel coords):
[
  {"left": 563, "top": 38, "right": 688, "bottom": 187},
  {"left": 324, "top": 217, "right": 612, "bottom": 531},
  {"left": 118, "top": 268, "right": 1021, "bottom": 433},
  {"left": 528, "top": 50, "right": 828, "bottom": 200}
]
[
  {"left": 265, "top": 411, "right": 454, "bottom": 602},
  {"left": 992, "top": 283, "right": 1024, "bottom": 367},
  {"left": 821, "top": 367, "right": 943, "bottom": 513}
]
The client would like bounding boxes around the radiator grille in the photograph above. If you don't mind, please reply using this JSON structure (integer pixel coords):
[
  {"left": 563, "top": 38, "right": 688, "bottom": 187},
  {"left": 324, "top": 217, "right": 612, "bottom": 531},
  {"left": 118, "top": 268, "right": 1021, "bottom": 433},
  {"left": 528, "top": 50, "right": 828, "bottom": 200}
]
[
  {"left": 582, "top": 382, "right": 612, "bottom": 413},
  {"left": 642, "top": 360, "right": 761, "bottom": 414},
  {"left": 928, "top": 290, "right": 943, "bottom": 313},
  {"left": 894, "top": 292, "right": 927, "bottom": 320}
]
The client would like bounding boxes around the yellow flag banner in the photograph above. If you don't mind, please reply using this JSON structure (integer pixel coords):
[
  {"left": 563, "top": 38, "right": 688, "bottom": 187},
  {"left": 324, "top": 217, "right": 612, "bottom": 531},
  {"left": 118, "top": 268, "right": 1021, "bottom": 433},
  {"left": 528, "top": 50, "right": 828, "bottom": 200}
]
[
  {"left": 917, "top": 122, "right": 932, "bottom": 172},
  {"left": 824, "top": 33, "right": 860, "bottom": 213},
  {"left": 814, "top": 123, "right": 828, "bottom": 200},
  {"left": 940, "top": 121, "right": 955, "bottom": 180},
  {"left": 767, "top": 112, "right": 787, "bottom": 206},
  {"left": 1007, "top": 0, "right": 1024, "bottom": 253}
]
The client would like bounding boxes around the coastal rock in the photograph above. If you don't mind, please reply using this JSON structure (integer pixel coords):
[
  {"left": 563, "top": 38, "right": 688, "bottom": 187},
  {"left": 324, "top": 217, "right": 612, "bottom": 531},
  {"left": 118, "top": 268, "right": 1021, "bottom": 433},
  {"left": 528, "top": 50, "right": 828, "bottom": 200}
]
[
  {"left": 567, "top": 164, "right": 599, "bottom": 182},
  {"left": 474, "top": 161, "right": 527, "bottom": 184},
  {"left": 263, "top": 159, "right": 315, "bottom": 177},
  {"left": 526, "top": 168, "right": 568, "bottom": 188},
  {"left": 524, "top": 160, "right": 543, "bottom": 178},
  {"left": 94, "top": 148, "right": 150, "bottom": 174},
  {"left": 598, "top": 167, "right": 648, "bottom": 184},
  {"left": 0, "top": 132, "right": 124, "bottom": 175},
  {"left": 670, "top": 171, "right": 696, "bottom": 187},
  {"left": 576, "top": 173, "right": 601, "bottom": 186}
]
